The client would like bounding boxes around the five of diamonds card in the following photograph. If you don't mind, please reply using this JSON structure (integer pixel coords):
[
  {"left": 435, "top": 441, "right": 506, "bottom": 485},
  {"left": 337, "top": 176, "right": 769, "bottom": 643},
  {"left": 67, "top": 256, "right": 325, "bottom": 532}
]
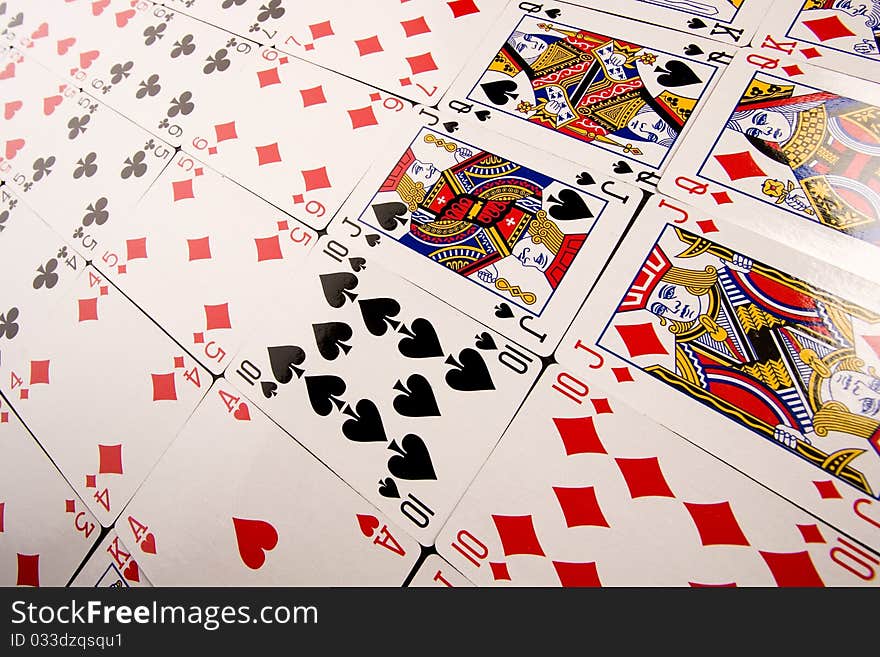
[{"left": 1, "top": 0, "right": 878, "bottom": 588}]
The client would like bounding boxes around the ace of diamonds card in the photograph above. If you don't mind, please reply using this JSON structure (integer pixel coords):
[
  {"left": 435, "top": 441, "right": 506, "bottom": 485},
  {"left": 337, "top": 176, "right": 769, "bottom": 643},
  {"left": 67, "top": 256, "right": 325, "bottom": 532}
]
[
  {"left": 556, "top": 192, "right": 880, "bottom": 555},
  {"left": 659, "top": 48, "right": 880, "bottom": 283}
]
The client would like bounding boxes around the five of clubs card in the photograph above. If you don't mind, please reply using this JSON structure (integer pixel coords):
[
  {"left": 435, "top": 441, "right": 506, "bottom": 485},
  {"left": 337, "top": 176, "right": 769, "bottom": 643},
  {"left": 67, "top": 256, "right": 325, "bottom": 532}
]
[{"left": 2, "top": 0, "right": 879, "bottom": 588}]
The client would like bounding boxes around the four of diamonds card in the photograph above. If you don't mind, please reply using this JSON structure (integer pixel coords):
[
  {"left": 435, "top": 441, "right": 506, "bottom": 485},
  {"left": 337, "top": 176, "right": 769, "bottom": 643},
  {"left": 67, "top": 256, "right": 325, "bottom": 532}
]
[{"left": 1, "top": 0, "right": 879, "bottom": 587}]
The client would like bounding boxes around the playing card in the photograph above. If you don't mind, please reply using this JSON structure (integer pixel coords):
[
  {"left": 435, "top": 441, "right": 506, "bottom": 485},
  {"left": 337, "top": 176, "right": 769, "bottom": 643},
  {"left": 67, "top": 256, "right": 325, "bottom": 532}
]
[
  {"left": 435, "top": 362, "right": 880, "bottom": 586},
  {"left": 2, "top": 266, "right": 209, "bottom": 527},
  {"left": 119, "top": 380, "right": 420, "bottom": 586},
  {"left": 755, "top": 0, "right": 880, "bottom": 82},
  {"left": 163, "top": 0, "right": 290, "bottom": 46},
  {"left": 337, "top": 113, "right": 640, "bottom": 356},
  {"left": 230, "top": 227, "right": 542, "bottom": 544},
  {"left": 440, "top": 2, "right": 735, "bottom": 191},
  {"left": 104, "top": 152, "right": 319, "bottom": 375},
  {"left": 659, "top": 48, "right": 880, "bottom": 283},
  {"left": 179, "top": 43, "right": 419, "bottom": 230},
  {"left": 0, "top": 186, "right": 81, "bottom": 391},
  {"left": 556, "top": 192, "right": 880, "bottom": 555},
  {"left": 0, "top": 393, "right": 100, "bottom": 587},
  {"left": 1, "top": 48, "right": 175, "bottom": 258},
  {"left": 570, "top": 0, "right": 773, "bottom": 45},
  {"left": 264, "top": 0, "right": 508, "bottom": 105},
  {"left": 70, "top": 529, "right": 152, "bottom": 587},
  {"left": 74, "top": 4, "right": 262, "bottom": 147},
  {"left": 406, "top": 554, "right": 473, "bottom": 587}
]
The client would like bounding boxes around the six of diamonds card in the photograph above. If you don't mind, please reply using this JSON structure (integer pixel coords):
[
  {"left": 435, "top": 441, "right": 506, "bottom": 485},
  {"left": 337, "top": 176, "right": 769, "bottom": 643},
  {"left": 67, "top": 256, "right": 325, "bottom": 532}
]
[{"left": 2, "top": 0, "right": 879, "bottom": 589}]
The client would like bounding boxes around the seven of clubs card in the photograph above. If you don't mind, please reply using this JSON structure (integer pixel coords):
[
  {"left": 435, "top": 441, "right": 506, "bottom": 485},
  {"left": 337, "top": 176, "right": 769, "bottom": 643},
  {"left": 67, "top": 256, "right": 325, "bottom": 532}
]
[
  {"left": 230, "top": 227, "right": 541, "bottom": 544},
  {"left": 660, "top": 49, "right": 880, "bottom": 283},
  {"left": 340, "top": 117, "right": 639, "bottom": 355},
  {"left": 441, "top": 3, "right": 735, "bottom": 190},
  {"left": 559, "top": 192, "right": 880, "bottom": 555}
]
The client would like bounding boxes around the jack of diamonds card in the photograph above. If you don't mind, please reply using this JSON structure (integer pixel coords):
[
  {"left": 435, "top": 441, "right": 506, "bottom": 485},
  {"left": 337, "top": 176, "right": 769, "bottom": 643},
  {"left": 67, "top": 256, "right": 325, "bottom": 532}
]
[
  {"left": 440, "top": 3, "right": 735, "bottom": 191},
  {"left": 435, "top": 362, "right": 880, "bottom": 586},
  {"left": 340, "top": 113, "right": 640, "bottom": 356},
  {"left": 557, "top": 192, "right": 880, "bottom": 554},
  {"left": 756, "top": 0, "right": 880, "bottom": 83},
  {"left": 569, "top": 0, "right": 773, "bottom": 46},
  {"left": 2, "top": 266, "right": 209, "bottom": 527},
  {"left": 119, "top": 381, "right": 420, "bottom": 586},
  {"left": 104, "top": 152, "right": 318, "bottom": 376},
  {"left": 183, "top": 44, "right": 419, "bottom": 230},
  {"left": 659, "top": 49, "right": 880, "bottom": 284},
  {"left": 70, "top": 529, "right": 151, "bottom": 587},
  {"left": 0, "top": 394, "right": 100, "bottom": 587},
  {"left": 230, "top": 226, "right": 542, "bottom": 545}
]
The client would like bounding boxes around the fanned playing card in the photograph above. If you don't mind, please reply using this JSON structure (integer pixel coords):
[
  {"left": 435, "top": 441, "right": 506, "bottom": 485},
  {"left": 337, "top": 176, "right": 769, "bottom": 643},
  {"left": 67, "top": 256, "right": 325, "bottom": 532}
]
[
  {"left": 659, "top": 48, "right": 880, "bottom": 283},
  {"left": 120, "top": 380, "right": 420, "bottom": 586},
  {"left": 557, "top": 192, "right": 880, "bottom": 555},
  {"left": 0, "top": 394, "right": 100, "bottom": 587},
  {"left": 436, "top": 362, "right": 879, "bottom": 586},
  {"left": 440, "top": 2, "right": 736, "bottom": 191}
]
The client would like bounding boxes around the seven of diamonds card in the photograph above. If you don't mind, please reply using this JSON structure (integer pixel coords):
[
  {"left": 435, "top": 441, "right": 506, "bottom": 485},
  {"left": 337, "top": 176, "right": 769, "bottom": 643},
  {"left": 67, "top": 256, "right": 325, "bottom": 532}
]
[
  {"left": 659, "top": 48, "right": 880, "bottom": 283},
  {"left": 557, "top": 192, "right": 880, "bottom": 554}
]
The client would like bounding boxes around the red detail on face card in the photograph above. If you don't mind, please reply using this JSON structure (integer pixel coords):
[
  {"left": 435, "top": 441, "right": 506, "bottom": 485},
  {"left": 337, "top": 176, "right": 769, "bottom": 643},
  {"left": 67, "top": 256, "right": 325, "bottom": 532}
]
[
  {"left": 782, "top": 65, "right": 803, "bottom": 76},
  {"left": 126, "top": 237, "right": 147, "bottom": 260},
  {"left": 204, "top": 303, "right": 232, "bottom": 330},
  {"left": 187, "top": 236, "right": 212, "bottom": 261},
  {"left": 491, "top": 514, "right": 545, "bottom": 557},
  {"left": 300, "top": 85, "right": 327, "bottom": 107},
  {"left": 98, "top": 444, "right": 123, "bottom": 474},
  {"left": 696, "top": 219, "right": 718, "bottom": 234},
  {"left": 802, "top": 15, "right": 856, "bottom": 42},
  {"left": 683, "top": 501, "right": 750, "bottom": 546},
  {"left": 614, "top": 322, "right": 669, "bottom": 358},
  {"left": 151, "top": 373, "right": 178, "bottom": 401},
  {"left": 355, "top": 36, "right": 383, "bottom": 56},
  {"left": 553, "top": 561, "right": 601, "bottom": 587},
  {"left": 552, "top": 416, "right": 607, "bottom": 456},
  {"left": 301, "top": 166, "right": 331, "bottom": 191},
  {"left": 78, "top": 297, "right": 99, "bottom": 322},
  {"left": 255, "top": 235, "right": 283, "bottom": 262},
  {"left": 401, "top": 17, "right": 430, "bottom": 37},
  {"left": 800, "top": 47, "right": 821, "bottom": 59},
  {"left": 553, "top": 486, "right": 609, "bottom": 528},
  {"left": 813, "top": 480, "right": 842, "bottom": 499},
  {"left": 16, "top": 553, "right": 40, "bottom": 587},
  {"left": 406, "top": 52, "right": 438, "bottom": 75},
  {"left": 256, "top": 143, "right": 282, "bottom": 166},
  {"left": 612, "top": 367, "right": 634, "bottom": 383},
  {"left": 760, "top": 551, "right": 825, "bottom": 587},
  {"left": 714, "top": 151, "right": 767, "bottom": 181},
  {"left": 711, "top": 191, "right": 732, "bottom": 205},
  {"left": 348, "top": 106, "right": 378, "bottom": 129},
  {"left": 615, "top": 457, "right": 675, "bottom": 499},
  {"left": 172, "top": 178, "right": 195, "bottom": 201}
]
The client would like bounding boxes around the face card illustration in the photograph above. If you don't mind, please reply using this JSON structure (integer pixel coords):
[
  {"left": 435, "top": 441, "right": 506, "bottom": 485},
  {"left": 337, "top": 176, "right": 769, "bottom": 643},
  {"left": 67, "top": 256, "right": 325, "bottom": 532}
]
[
  {"left": 343, "top": 117, "right": 639, "bottom": 356},
  {"left": 2, "top": 266, "right": 209, "bottom": 527},
  {"left": 558, "top": 193, "right": 880, "bottom": 554},
  {"left": 106, "top": 152, "right": 318, "bottom": 375},
  {"left": 436, "top": 363, "right": 880, "bottom": 586},
  {"left": 230, "top": 229, "right": 541, "bottom": 544},
  {"left": 70, "top": 529, "right": 152, "bottom": 588},
  {"left": 182, "top": 44, "right": 418, "bottom": 230},
  {"left": 406, "top": 554, "right": 474, "bottom": 587},
  {"left": 441, "top": 3, "right": 733, "bottom": 190},
  {"left": 756, "top": 0, "right": 880, "bottom": 82},
  {"left": 261, "top": 0, "right": 509, "bottom": 105},
  {"left": 0, "top": 188, "right": 81, "bottom": 390},
  {"left": 565, "top": 0, "right": 773, "bottom": 45},
  {"left": 120, "top": 381, "right": 420, "bottom": 586},
  {"left": 0, "top": 394, "right": 100, "bottom": 587},
  {"left": 660, "top": 49, "right": 880, "bottom": 283}
]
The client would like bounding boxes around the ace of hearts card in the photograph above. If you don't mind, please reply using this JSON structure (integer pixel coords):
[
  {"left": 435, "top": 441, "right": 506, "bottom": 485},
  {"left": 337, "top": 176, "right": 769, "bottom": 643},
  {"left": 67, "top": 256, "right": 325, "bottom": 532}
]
[
  {"left": 555, "top": 192, "right": 880, "bottom": 555},
  {"left": 435, "top": 362, "right": 879, "bottom": 586},
  {"left": 335, "top": 111, "right": 641, "bottom": 356},
  {"left": 659, "top": 48, "right": 880, "bottom": 284},
  {"left": 440, "top": 2, "right": 736, "bottom": 191}
]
